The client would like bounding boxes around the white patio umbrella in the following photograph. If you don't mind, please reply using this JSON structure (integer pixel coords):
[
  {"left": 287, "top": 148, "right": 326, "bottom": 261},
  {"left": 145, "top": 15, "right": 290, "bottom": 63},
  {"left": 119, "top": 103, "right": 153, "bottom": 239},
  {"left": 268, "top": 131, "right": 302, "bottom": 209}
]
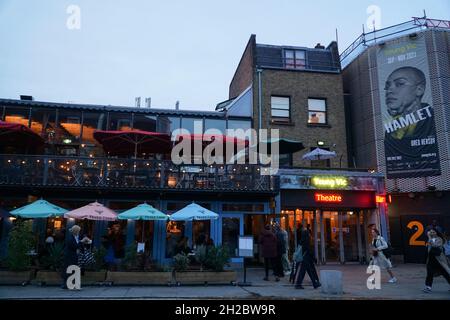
[
  {"left": 302, "top": 147, "right": 336, "bottom": 161},
  {"left": 169, "top": 202, "right": 219, "bottom": 221}
]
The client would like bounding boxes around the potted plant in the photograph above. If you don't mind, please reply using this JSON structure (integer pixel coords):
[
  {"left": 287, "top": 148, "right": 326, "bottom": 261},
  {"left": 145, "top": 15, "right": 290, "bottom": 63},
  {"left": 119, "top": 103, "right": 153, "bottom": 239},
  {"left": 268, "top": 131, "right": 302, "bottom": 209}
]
[
  {"left": 34, "top": 242, "right": 64, "bottom": 286},
  {"left": 0, "top": 219, "right": 35, "bottom": 285},
  {"left": 174, "top": 246, "right": 237, "bottom": 285},
  {"left": 81, "top": 246, "right": 107, "bottom": 285},
  {"left": 106, "top": 243, "right": 172, "bottom": 285}
]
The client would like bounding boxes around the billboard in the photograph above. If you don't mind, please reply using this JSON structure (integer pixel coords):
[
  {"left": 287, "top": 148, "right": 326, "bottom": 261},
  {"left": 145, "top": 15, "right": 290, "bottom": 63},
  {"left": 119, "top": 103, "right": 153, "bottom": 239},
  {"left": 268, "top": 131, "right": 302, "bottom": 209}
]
[{"left": 377, "top": 35, "right": 440, "bottom": 178}]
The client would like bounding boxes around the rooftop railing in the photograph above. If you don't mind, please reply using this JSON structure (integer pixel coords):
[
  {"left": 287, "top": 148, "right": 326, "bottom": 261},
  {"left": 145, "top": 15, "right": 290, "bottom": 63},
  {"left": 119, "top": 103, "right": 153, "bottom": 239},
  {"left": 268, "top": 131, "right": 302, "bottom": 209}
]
[
  {"left": 0, "top": 154, "right": 279, "bottom": 193},
  {"left": 340, "top": 17, "right": 450, "bottom": 68},
  {"left": 256, "top": 55, "right": 340, "bottom": 73}
]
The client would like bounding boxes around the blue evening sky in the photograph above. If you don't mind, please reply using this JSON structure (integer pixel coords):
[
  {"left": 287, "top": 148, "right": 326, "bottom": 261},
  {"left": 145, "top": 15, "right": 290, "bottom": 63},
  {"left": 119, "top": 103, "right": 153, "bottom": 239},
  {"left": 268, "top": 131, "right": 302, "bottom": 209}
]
[{"left": 0, "top": 0, "right": 449, "bottom": 110}]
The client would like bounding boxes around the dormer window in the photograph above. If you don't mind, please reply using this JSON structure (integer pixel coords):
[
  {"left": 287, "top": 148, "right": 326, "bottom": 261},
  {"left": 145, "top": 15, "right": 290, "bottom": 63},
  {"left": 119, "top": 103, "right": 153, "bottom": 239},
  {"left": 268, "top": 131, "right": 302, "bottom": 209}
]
[{"left": 284, "top": 49, "right": 306, "bottom": 69}]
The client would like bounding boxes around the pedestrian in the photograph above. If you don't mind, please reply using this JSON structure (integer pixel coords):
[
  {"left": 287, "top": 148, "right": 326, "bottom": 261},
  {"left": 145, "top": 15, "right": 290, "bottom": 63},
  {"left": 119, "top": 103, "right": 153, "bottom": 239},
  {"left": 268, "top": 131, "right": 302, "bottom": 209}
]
[
  {"left": 369, "top": 228, "right": 397, "bottom": 283},
  {"left": 275, "top": 223, "right": 289, "bottom": 276},
  {"left": 61, "top": 225, "right": 82, "bottom": 289},
  {"left": 259, "top": 224, "right": 279, "bottom": 281},
  {"left": 294, "top": 224, "right": 321, "bottom": 289},
  {"left": 422, "top": 228, "right": 450, "bottom": 293},
  {"left": 274, "top": 222, "right": 286, "bottom": 278}
]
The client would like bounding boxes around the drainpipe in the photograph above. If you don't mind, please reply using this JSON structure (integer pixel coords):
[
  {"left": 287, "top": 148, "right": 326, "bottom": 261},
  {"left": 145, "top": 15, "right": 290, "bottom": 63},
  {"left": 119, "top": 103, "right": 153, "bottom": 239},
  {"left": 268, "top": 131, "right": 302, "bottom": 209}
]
[{"left": 256, "top": 69, "right": 263, "bottom": 131}]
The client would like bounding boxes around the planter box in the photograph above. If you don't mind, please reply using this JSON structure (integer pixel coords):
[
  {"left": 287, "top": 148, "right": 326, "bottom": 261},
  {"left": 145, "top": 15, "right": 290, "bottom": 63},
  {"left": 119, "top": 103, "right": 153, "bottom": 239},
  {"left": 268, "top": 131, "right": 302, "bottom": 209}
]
[
  {"left": 34, "top": 270, "right": 107, "bottom": 286},
  {"left": 82, "top": 271, "right": 107, "bottom": 285},
  {"left": 0, "top": 270, "right": 33, "bottom": 285},
  {"left": 174, "top": 271, "right": 237, "bottom": 285},
  {"left": 34, "top": 271, "right": 62, "bottom": 286},
  {"left": 106, "top": 271, "right": 173, "bottom": 286}
]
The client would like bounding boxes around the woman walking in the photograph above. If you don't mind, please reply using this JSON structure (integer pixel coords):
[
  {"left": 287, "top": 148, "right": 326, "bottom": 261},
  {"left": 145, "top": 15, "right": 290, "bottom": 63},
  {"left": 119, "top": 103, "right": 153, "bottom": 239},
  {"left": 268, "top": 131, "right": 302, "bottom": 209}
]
[
  {"left": 259, "top": 224, "right": 279, "bottom": 281},
  {"left": 369, "top": 228, "right": 397, "bottom": 283},
  {"left": 423, "top": 228, "right": 450, "bottom": 293}
]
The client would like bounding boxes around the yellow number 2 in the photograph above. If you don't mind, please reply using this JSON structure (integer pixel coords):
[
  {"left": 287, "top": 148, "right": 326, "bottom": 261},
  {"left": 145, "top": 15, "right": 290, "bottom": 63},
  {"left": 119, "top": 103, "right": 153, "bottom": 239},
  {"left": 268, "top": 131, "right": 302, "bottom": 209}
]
[{"left": 407, "top": 221, "right": 426, "bottom": 246}]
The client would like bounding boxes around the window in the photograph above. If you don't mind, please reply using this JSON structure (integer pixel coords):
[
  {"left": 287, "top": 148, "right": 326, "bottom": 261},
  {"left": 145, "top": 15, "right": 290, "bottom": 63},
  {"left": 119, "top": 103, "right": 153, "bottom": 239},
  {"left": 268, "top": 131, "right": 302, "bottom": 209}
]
[
  {"left": 108, "top": 112, "right": 131, "bottom": 131},
  {"left": 222, "top": 217, "right": 240, "bottom": 257},
  {"left": 133, "top": 113, "right": 157, "bottom": 132},
  {"left": 30, "top": 107, "right": 56, "bottom": 143},
  {"left": 271, "top": 96, "right": 290, "bottom": 121},
  {"left": 278, "top": 154, "right": 293, "bottom": 167},
  {"left": 204, "top": 119, "right": 226, "bottom": 134},
  {"left": 285, "top": 50, "right": 306, "bottom": 69},
  {"left": 308, "top": 98, "right": 327, "bottom": 124},
  {"left": 81, "top": 111, "right": 107, "bottom": 156},
  {"left": 181, "top": 117, "right": 203, "bottom": 134}
]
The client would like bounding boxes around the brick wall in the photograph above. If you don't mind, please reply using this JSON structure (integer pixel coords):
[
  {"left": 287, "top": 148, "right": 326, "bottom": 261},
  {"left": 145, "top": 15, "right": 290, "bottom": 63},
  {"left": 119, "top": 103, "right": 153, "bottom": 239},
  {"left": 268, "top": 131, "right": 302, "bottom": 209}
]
[
  {"left": 256, "top": 69, "right": 348, "bottom": 168},
  {"left": 229, "top": 35, "right": 256, "bottom": 99}
]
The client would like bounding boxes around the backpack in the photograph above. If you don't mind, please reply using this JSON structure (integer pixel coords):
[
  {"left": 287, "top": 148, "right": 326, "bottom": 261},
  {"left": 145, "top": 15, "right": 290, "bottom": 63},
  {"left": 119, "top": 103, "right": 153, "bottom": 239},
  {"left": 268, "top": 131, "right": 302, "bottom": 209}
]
[
  {"left": 375, "top": 237, "right": 393, "bottom": 259},
  {"left": 293, "top": 245, "right": 304, "bottom": 263}
]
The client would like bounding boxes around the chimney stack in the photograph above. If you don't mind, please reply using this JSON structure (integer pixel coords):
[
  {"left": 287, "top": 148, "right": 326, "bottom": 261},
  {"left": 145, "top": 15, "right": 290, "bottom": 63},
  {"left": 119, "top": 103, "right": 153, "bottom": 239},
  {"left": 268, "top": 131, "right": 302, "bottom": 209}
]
[
  {"left": 20, "top": 95, "right": 34, "bottom": 101},
  {"left": 315, "top": 43, "right": 325, "bottom": 49},
  {"left": 175, "top": 101, "right": 180, "bottom": 110},
  {"left": 145, "top": 97, "right": 151, "bottom": 108},
  {"left": 135, "top": 97, "right": 141, "bottom": 108}
]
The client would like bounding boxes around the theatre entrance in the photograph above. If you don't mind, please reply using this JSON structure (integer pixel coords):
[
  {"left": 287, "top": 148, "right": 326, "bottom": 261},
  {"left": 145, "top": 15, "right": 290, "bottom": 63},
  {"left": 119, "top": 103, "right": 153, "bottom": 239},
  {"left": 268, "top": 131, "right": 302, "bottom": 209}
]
[{"left": 280, "top": 209, "right": 370, "bottom": 264}]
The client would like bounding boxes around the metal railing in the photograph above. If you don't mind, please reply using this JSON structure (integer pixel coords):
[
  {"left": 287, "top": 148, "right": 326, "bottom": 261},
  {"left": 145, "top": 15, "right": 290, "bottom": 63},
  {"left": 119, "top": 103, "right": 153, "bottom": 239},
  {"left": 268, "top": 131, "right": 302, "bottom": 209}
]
[
  {"left": 0, "top": 155, "right": 279, "bottom": 193},
  {"left": 340, "top": 17, "right": 450, "bottom": 68},
  {"left": 256, "top": 55, "right": 340, "bottom": 73}
]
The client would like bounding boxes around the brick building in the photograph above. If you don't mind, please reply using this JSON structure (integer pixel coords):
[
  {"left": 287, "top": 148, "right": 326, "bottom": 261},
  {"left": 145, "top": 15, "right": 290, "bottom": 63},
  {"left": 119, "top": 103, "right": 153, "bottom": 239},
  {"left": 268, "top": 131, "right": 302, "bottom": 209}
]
[
  {"left": 342, "top": 17, "right": 450, "bottom": 263},
  {"left": 224, "top": 35, "right": 386, "bottom": 264}
]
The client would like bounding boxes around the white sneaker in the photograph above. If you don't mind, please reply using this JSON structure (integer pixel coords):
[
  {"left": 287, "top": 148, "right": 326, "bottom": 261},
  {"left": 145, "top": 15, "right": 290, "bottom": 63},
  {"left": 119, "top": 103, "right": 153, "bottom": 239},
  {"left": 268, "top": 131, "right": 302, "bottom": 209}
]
[
  {"left": 388, "top": 277, "right": 397, "bottom": 283},
  {"left": 422, "top": 286, "right": 432, "bottom": 293}
]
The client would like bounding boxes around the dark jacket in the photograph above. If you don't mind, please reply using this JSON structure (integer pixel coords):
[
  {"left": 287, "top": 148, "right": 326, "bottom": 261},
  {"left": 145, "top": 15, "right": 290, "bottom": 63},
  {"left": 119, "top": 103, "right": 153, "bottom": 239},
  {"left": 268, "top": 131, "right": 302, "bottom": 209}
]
[
  {"left": 259, "top": 228, "right": 277, "bottom": 258},
  {"left": 64, "top": 235, "right": 81, "bottom": 266},
  {"left": 276, "top": 229, "right": 287, "bottom": 256},
  {"left": 299, "top": 229, "right": 312, "bottom": 256}
]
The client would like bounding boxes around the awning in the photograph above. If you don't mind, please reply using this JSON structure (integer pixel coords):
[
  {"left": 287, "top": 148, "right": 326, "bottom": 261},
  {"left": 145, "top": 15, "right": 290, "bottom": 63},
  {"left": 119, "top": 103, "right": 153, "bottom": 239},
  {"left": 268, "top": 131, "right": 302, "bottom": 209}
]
[
  {"left": 259, "top": 138, "right": 304, "bottom": 154},
  {"left": 0, "top": 120, "right": 44, "bottom": 149},
  {"left": 94, "top": 130, "right": 172, "bottom": 157},
  {"left": 173, "top": 134, "right": 248, "bottom": 146}
]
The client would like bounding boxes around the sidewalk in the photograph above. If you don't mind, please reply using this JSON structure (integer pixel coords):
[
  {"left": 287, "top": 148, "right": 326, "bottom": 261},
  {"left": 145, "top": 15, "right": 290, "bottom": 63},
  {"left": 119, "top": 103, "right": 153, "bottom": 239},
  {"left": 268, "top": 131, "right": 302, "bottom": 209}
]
[{"left": 0, "top": 264, "right": 449, "bottom": 300}]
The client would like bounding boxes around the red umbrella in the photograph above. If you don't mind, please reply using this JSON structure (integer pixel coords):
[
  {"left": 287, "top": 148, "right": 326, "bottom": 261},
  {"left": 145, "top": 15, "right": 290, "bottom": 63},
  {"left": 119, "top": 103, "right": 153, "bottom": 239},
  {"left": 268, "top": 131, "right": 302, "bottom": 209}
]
[
  {"left": 174, "top": 134, "right": 248, "bottom": 146},
  {"left": 0, "top": 120, "right": 44, "bottom": 151},
  {"left": 93, "top": 130, "right": 171, "bottom": 157}
]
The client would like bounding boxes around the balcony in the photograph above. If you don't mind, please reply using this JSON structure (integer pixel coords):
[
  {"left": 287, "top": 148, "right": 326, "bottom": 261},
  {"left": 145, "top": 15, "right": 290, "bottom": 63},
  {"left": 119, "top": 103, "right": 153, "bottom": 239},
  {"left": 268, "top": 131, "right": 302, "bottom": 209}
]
[{"left": 0, "top": 154, "right": 279, "bottom": 193}]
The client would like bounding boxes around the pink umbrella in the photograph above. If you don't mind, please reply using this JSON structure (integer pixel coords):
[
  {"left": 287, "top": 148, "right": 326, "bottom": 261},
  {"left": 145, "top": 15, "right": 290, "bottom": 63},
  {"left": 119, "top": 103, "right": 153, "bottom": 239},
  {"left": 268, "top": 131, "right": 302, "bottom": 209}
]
[{"left": 64, "top": 201, "right": 117, "bottom": 221}]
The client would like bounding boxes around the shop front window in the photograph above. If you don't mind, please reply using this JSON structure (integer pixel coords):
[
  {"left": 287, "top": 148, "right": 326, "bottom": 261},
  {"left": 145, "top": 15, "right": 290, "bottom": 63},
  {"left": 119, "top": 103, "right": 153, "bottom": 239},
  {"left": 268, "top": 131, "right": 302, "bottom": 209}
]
[
  {"left": 165, "top": 221, "right": 186, "bottom": 258},
  {"left": 135, "top": 220, "right": 154, "bottom": 256},
  {"left": 322, "top": 211, "right": 339, "bottom": 262},
  {"left": 222, "top": 217, "right": 240, "bottom": 257},
  {"left": 193, "top": 220, "right": 211, "bottom": 248}
]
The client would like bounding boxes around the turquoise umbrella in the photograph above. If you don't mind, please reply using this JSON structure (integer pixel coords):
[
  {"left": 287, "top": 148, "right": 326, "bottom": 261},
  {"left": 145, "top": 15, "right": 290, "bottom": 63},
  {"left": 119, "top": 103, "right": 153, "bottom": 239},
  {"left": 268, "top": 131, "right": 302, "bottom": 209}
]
[
  {"left": 169, "top": 202, "right": 219, "bottom": 221},
  {"left": 118, "top": 203, "right": 168, "bottom": 221},
  {"left": 10, "top": 199, "right": 68, "bottom": 218},
  {"left": 118, "top": 203, "right": 168, "bottom": 242}
]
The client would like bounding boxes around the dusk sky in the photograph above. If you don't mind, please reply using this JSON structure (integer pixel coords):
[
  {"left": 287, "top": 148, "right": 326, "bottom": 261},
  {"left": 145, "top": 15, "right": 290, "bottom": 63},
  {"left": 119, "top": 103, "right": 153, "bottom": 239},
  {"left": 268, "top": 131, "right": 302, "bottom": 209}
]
[{"left": 1, "top": 0, "right": 449, "bottom": 110}]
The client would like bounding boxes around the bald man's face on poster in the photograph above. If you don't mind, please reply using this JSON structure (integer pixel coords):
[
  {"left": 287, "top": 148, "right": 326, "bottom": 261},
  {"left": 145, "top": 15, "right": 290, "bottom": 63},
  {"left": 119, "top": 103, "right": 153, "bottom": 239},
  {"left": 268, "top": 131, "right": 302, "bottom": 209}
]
[
  {"left": 377, "top": 36, "right": 440, "bottom": 178},
  {"left": 384, "top": 67, "right": 425, "bottom": 117}
]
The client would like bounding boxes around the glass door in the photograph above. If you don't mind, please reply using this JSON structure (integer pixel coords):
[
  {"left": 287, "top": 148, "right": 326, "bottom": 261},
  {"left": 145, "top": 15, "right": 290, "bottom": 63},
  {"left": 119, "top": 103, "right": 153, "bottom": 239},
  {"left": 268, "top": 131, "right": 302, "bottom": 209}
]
[{"left": 322, "top": 211, "right": 340, "bottom": 263}]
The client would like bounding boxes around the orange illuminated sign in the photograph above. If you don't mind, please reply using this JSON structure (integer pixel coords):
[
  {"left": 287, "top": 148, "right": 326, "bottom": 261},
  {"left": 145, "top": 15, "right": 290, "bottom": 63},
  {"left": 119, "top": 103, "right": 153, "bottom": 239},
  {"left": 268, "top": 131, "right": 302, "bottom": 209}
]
[
  {"left": 375, "top": 195, "right": 386, "bottom": 204},
  {"left": 314, "top": 193, "right": 342, "bottom": 203}
]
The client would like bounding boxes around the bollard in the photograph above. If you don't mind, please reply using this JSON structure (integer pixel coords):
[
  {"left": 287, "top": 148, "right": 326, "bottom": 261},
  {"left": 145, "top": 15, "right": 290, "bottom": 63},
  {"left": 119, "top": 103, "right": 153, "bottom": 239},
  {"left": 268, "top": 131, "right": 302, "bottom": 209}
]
[{"left": 320, "top": 270, "right": 343, "bottom": 294}]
